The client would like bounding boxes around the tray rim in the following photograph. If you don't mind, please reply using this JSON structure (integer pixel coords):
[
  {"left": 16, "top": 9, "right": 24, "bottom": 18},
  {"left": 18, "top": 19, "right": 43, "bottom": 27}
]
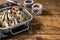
[{"left": 0, "top": 1, "right": 33, "bottom": 29}]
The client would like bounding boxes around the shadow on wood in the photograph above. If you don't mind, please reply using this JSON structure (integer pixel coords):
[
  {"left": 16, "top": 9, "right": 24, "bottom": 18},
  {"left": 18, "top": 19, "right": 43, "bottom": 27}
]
[
  {"left": 40, "top": 10, "right": 52, "bottom": 16},
  {"left": 29, "top": 18, "right": 43, "bottom": 34}
]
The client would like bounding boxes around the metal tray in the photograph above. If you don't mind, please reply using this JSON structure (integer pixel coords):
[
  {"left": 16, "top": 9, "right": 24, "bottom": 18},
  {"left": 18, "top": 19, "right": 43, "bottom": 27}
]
[
  {"left": 0, "top": 25, "right": 29, "bottom": 38},
  {"left": 0, "top": 0, "right": 33, "bottom": 38}
]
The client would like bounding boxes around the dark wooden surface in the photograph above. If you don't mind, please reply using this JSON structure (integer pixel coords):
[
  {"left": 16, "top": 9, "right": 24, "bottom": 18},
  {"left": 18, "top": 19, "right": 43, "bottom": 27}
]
[{"left": 1, "top": 0, "right": 60, "bottom": 40}]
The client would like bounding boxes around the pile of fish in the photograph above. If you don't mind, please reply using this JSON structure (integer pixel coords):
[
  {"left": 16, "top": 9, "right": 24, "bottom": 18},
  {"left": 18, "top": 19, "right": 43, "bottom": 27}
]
[{"left": 0, "top": 6, "right": 29, "bottom": 28}]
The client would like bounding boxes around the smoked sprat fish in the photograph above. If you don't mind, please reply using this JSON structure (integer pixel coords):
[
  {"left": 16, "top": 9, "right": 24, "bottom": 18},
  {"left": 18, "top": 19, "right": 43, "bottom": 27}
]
[{"left": 0, "top": 6, "right": 29, "bottom": 28}]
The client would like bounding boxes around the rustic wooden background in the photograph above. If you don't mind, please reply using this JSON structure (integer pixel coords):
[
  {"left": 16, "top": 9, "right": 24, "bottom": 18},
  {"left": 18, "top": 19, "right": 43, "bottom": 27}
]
[{"left": 1, "top": 0, "right": 60, "bottom": 40}]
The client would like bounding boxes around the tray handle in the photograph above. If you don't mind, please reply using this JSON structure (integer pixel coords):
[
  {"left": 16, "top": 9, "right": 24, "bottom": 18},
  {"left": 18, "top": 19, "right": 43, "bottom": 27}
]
[{"left": 10, "top": 25, "right": 29, "bottom": 35}]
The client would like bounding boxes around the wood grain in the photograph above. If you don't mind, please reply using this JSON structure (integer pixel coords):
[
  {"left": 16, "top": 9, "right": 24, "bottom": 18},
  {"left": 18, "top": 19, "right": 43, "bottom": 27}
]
[{"left": 1, "top": 0, "right": 60, "bottom": 40}]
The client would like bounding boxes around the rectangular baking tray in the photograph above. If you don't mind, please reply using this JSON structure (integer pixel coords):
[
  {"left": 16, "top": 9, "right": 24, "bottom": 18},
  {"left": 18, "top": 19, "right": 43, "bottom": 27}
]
[{"left": 0, "top": 0, "right": 33, "bottom": 36}]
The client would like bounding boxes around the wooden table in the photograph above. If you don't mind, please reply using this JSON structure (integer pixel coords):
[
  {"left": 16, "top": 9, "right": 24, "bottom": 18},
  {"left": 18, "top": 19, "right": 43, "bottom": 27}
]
[{"left": 1, "top": 0, "right": 60, "bottom": 40}]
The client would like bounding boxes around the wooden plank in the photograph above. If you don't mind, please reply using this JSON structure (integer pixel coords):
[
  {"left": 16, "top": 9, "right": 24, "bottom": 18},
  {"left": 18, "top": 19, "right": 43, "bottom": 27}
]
[{"left": 1, "top": 0, "right": 60, "bottom": 40}]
